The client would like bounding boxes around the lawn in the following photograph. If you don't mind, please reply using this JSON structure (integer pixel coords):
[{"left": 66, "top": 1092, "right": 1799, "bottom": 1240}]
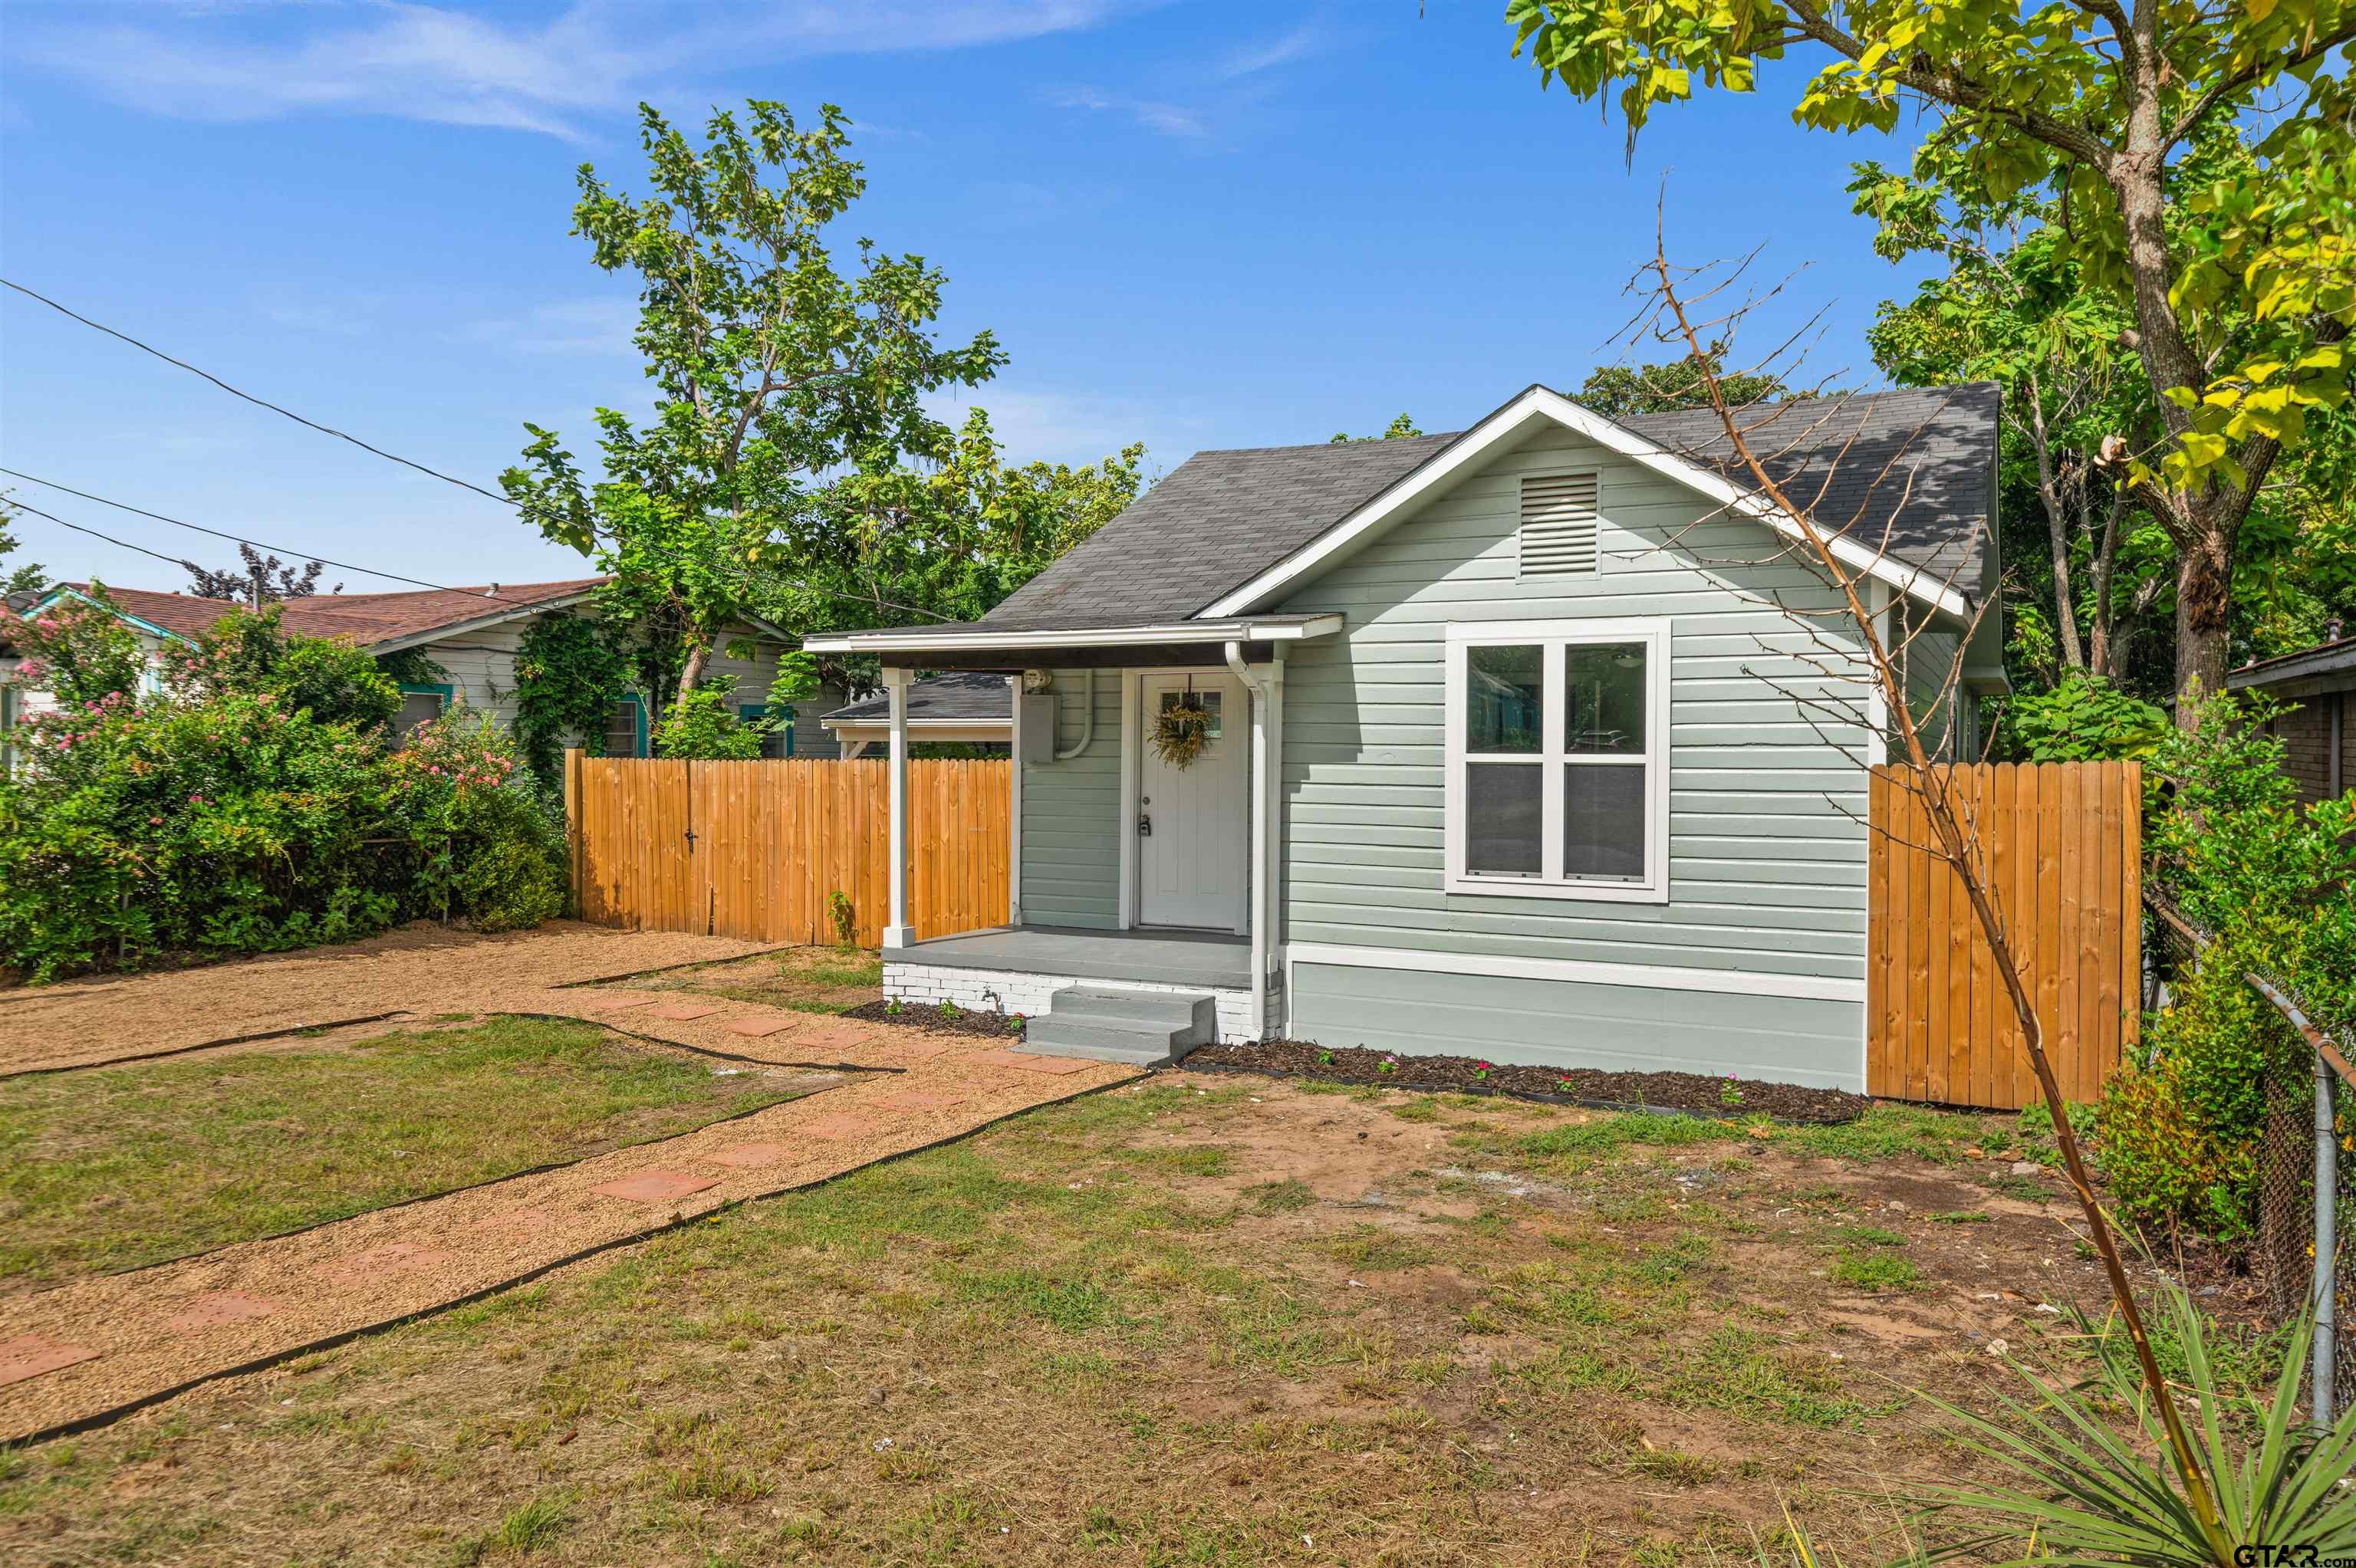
[
  {"left": 0, "top": 1075, "right": 2252, "bottom": 1568},
  {"left": 0, "top": 1016, "right": 825, "bottom": 1291},
  {"left": 609, "top": 947, "right": 884, "bottom": 1015}
]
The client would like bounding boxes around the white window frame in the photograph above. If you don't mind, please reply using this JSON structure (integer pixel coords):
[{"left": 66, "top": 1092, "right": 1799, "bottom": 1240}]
[{"left": 1443, "top": 616, "right": 1670, "bottom": 904}]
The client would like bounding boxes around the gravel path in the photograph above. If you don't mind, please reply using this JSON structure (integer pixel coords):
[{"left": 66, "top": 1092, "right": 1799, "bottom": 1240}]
[
  {"left": 0, "top": 922, "right": 785, "bottom": 1077},
  {"left": 0, "top": 995, "right": 1137, "bottom": 1443}
]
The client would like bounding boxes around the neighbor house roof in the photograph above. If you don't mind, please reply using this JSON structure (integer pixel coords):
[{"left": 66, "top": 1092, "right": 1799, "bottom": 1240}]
[
  {"left": 823, "top": 671, "right": 1013, "bottom": 729},
  {"left": 811, "top": 382, "right": 2001, "bottom": 654},
  {"left": 2226, "top": 632, "right": 2356, "bottom": 697},
  {"left": 28, "top": 578, "right": 608, "bottom": 650}
]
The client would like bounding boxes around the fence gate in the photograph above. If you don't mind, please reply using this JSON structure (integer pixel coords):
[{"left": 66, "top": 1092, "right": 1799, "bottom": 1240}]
[
  {"left": 568, "top": 755, "right": 1009, "bottom": 947},
  {"left": 1867, "top": 761, "right": 2141, "bottom": 1109}
]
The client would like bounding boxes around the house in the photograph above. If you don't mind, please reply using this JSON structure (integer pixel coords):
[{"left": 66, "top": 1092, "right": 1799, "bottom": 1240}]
[
  {"left": 2228, "top": 626, "right": 2353, "bottom": 806},
  {"left": 806, "top": 383, "right": 2006, "bottom": 1086},
  {"left": 822, "top": 671, "right": 1013, "bottom": 758},
  {"left": 4, "top": 577, "right": 834, "bottom": 758}
]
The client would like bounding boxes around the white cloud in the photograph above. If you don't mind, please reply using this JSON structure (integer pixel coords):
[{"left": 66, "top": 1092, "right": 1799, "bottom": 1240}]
[
  {"left": 15, "top": 2, "right": 1127, "bottom": 140},
  {"left": 1220, "top": 23, "right": 1326, "bottom": 79},
  {"left": 1048, "top": 84, "right": 1207, "bottom": 140},
  {"left": 454, "top": 297, "right": 642, "bottom": 357}
]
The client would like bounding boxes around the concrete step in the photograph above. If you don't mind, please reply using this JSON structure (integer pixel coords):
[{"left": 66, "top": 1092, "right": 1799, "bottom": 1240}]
[
  {"left": 1018, "top": 985, "right": 1217, "bottom": 1068},
  {"left": 1041, "top": 986, "right": 1213, "bottom": 1032}
]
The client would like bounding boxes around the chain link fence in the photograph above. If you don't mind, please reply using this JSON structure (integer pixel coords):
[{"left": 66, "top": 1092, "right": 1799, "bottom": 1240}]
[{"left": 2145, "top": 894, "right": 2351, "bottom": 1415}]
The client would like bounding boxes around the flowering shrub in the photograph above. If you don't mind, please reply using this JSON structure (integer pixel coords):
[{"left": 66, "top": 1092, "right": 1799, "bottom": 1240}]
[
  {"left": 0, "top": 666, "right": 567, "bottom": 979},
  {"left": 161, "top": 605, "right": 400, "bottom": 731},
  {"left": 10, "top": 585, "right": 145, "bottom": 709}
]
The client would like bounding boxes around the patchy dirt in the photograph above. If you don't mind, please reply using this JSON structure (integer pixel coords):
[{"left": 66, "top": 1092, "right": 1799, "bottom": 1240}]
[
  {"left": 2, "top": 1077, "right": 2235, "bottom": 1567},
  {"left": 840, "top": 998, "right": 1028, "bottom": 1039},
  {"left": 1187, "top": 1038, "right": 1871, "bottom": 1123},
  {"left": 617, "top": 947, "right": 884, "bottom": 1016},
  {"left": 0, "top": 922, "right": 791, "bottom": 1077}
]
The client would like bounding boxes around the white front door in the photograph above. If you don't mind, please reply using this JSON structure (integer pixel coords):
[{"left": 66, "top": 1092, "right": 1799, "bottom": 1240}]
[{"left": 1137, "top": 672, "right": 1249, "bottom": 930}]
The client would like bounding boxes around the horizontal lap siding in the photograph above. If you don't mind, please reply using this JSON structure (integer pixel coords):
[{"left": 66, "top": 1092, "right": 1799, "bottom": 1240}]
[
  {"left": 1019, "top": 670, "right": 1124, "bottom": 929},
  {"left": 1277, "top": 426, "right": 1875, "bottom": 1013}
]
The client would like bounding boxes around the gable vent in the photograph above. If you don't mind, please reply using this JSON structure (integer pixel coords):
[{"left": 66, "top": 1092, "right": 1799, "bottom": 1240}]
[{"left": 1519, "top": 472, "right": 1600, "bottom": 577}]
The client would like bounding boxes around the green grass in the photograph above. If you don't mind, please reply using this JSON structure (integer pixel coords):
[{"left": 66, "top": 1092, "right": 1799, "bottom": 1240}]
[
  {"left": 0, "top": 1017, "right": 812, "bottom": 1287},
  {"left": 1243, "top": 1177, "right": 1315, "bottom": 1215},
  {"left": 1828, "top": 1249, "right": 1925, "bottom": 1291}
]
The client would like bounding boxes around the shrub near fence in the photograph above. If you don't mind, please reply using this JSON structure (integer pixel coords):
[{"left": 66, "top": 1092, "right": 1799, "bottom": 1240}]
[{"left": 566, "top": 753, "right": 1009, "bottom": 947}]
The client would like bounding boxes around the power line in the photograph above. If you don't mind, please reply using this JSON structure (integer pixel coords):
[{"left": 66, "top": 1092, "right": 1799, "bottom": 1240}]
[
  {"left": 7, "top": 498, "right": 218, "bottom": 578},
  {"left": 0, "top": 467, "right": 553, "bottom": 608},
  {"left": 1, "top": 277, "right": 516, "bottom": 508}
]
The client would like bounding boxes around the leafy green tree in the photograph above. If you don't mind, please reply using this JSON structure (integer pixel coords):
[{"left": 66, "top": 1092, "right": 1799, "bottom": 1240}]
[
  {"left": 501, "top": 100, "right": 1004, "bottom": 723},
  {"left": 1575, "top": 349, "right": 1790, "bottom": 418},
  {"left": 792, "top": 407, "right": 1143, "bottom": 638},
  {"left": 1328, "top": 413, "right": 1424, "bottom": 442},
  {"left": 0, "top": 497, "right": 47, "bottom": 598},
  {"left": 1505, "top": 0, "right": 2356, "bottom": 715}
]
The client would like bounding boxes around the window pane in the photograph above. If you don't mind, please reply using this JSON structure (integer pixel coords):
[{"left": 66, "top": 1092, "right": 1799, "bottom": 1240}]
[
  {"left": 1563, "top": 643, "right": 1646, "bottom": 755},
  {"left": 605, "top": 701, "right": 638, "bottom": 758},
  {"left": 1465, "top": 762, "right": 1542, "bottom": 876},
  {"left": 393, "top": 692, "right": 443, "bottom": 747},
  {"left": 1564, "top": 764, "right": 1647, "bottom": 879},
  {"left": 1465, "top": 645, "right": 1542, "bottom": 753}
]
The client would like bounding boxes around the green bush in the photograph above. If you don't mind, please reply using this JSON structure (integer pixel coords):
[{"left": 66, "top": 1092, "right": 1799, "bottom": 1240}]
[
  {"left": 2098, "top": 1058, "right": 2264, "bottom": 1241},
  {"left": 10, "top": 585, "right": 145, "bottom": 708},
  {"left": 1999, "top": 672, "right": 2170, "bottom": 761},
  {"left": 653, "top": 686, "right": 764, "bottom": 760},
  {"left": 163, "top": 605, "right": 400, "bottom": 730},
  {"left": 390, "top": 712, "right": 568, "bottom": 931}
]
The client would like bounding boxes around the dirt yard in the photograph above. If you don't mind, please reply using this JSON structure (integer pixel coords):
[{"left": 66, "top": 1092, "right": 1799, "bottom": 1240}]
[
  {"left": 0, "top": 922, "right": 785, "bottom": 1077},
  {"left": 0, "top": 1070, "right": 2242, "bottom": 1568}
]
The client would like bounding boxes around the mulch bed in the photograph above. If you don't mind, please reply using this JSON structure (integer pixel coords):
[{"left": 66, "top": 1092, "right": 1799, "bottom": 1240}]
[
  {"left": 1182, "top": 1040, "right": 1869, "bottom": 1124},
  {"left": 841, "top": 999, "right": 1028, "bottom": 1040}
]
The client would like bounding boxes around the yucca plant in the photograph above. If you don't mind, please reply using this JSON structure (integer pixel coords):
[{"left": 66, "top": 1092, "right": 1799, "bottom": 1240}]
[{"left": 1911, "top": 1284, "right": 2356, "bottom": 1565}]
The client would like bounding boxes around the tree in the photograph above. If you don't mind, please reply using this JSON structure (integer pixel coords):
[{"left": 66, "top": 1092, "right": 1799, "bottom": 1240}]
[
  {"left": 183, "top": 543, "right": 339, "bottom": 604},
  {"left": 1576, "top": 347, "right": 1790, "bottom": 417},
  {"left": 0, "top": 496, "right": 47, "bottom": 599},
  {"left": 1505, "top": 0, "right": 2356, "bottom": 718},
  {"left": 1328, "top": 413, "right": 1424, "bottom": 442},
  {"left": 501, "top": 101, "right": 1004, "bottom": 724},
  {"left": 793, "top": 406, "right": 1144, "bottom": 636},
  {"left": 163, "top": 606, "right": 400, "bottom": 731}
]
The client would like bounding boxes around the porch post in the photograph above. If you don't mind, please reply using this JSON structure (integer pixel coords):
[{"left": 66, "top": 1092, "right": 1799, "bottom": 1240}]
[
  {"left": 1005, "top": 675, "right": 1024, "bottom": 925},
  {"left": 882, "top": 666, "right": 914, "bottom": 951}
]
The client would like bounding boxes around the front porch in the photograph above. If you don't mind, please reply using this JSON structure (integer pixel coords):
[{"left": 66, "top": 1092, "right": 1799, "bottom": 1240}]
[{"left": 882, "top": 925, "right": 1269, "bottom": 1048}]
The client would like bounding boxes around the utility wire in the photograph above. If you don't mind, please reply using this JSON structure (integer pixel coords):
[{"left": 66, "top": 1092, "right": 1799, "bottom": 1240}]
[
  {"left": 7, "top": 499, "right": 219, "bottom": 578},
  {"left": 2, "top": 278, "right": 516, "bottom": 508},
  {"left": 1, "top": 468, "right": 554, "bottom": 608}
]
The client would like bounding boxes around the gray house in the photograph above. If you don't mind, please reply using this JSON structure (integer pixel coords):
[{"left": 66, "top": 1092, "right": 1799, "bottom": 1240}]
[{"left": 807, "top": 383, "right": 2006, "bottom": 1086}]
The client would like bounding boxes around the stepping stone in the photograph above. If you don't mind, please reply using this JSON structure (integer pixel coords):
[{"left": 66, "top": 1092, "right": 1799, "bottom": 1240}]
[
  {"left": 964, "top": 1048, "right": 1094, "bottom": 1076},
  {"left": 322, "top": 1241, "right": 456, "bottom": 1284},
  {"left": 0, "top": 1334, "right": 100, "bottom": 1387},
  {"left": 786, "top": 1021, "right": 874, "bottom": 1051},
  {"left": 707, "top": 1141, "right": 795, "bottom": 1169},
  {"left": 591, "top": 1169, "right": 719, "bottom": 1204},
  {"left": 877, "top": 1090, "right": 969, "bottom": 1113},
  {"left": 644, "top": 1001, "right": 720, "bottom": 1022},
  {"left": 597, "top": 997, "right": 660, "bottom": 1013},
  {"left": 166, "top": 1290, "right": 282, "bottom": 1333},
  {"left": 723, "top": 1013, "right": 801, "bottom": 1039},
  {"left": 795, "top": 1113, "right": 875, "bottom": 1141}
]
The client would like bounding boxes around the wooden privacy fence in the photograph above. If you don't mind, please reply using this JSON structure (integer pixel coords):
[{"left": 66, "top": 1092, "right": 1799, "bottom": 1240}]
[
  {"left": 1868, "top": 761, "right": 2141, "bottom": 1110},
  {"left": 564, "top": 754, "right": 1009, "bottom": 947}
]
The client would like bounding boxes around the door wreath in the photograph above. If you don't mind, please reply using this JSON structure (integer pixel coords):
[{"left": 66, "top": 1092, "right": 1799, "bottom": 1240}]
[{"left": 1150, "top": 683, "right": 1214, "bottom": 769}]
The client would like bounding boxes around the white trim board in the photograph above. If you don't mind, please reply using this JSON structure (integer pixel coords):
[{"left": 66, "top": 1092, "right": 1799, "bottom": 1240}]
[
  {"left": 1200, "top": 385, "right": 1972, "bottom": 625},
  {"left": 803, "top": 614, "right": 1344, "bottom": 656},
  {"left": 1284, "top": 942, "right": 1867, "bottom": 1004}
]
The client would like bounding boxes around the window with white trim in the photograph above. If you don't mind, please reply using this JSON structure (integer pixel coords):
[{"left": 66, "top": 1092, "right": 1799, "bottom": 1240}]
[{"left": 1443, "top": 619, "right": 1670, "bottom": 902}]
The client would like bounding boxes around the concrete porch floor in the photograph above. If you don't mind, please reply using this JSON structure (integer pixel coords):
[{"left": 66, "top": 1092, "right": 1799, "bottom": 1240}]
[{"left": 883, "top": 925, "right": 1251, "bottom": 991}]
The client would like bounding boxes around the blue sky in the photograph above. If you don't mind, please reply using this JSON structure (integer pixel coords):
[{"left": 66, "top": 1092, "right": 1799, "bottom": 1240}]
[{"left": 0, "top": 1, "right": 1935, "bottom": 592}]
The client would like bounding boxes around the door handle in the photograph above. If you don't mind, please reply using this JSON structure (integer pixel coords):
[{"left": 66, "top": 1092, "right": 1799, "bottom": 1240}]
[{"left": 1137, "top": 812, "right": 1153, "bottom": 837}]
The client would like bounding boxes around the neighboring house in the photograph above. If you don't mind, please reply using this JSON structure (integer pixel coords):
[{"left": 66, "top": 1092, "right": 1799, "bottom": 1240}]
[
  {"left": 822, "top": 671, "right": 1013, "bottom": 758},
  {"left": 2228, "top": 627, "right": 2354, "bottom": 807},
  {"left": 808, "top": 383, "right": 2007, "bottom": 1087},
  {"left": 4, "top": 577, "right": 818, "bottom": 758}
]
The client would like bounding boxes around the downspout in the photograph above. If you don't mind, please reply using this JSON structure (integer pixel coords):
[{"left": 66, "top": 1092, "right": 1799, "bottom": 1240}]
[
  {"left": 1225, "top": 641, "right": 1278, "bottom": 1040},
  {"left": 1054, "top": 669, "right": 1094, "bottom": 761}
]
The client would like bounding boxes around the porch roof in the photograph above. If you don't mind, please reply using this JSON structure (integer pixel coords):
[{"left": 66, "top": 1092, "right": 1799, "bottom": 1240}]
[{"left": 801, "top": 611, "right": 1342, "bottom": 659}]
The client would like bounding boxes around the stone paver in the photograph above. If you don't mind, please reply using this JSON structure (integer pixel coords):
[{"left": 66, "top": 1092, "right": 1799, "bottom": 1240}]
[
  {"left": 723, "top": 1013, "right": 804, "bottom": 1038},
  {"left": 163, "top": 1292, "right": 281, "bottom": 1333},
  {"left": 0, "top": 1336, "right": 100, "bottom": 1389}
]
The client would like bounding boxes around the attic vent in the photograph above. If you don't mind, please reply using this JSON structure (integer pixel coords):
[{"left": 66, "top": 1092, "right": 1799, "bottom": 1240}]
[{"left": 1518, "top": 472, "right": 1600, "bottom": 577}]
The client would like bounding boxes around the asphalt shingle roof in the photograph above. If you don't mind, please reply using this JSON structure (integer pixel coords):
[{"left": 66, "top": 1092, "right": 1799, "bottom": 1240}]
[
  {"left": 38, "top": 579, "right": 605, "bottom": 648},
  {"left": 825, "top": 671, "right": 1012, "bottom": 725},
  {"left": 976, "top": 383, "right": 1998, "bottom": 633}
]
